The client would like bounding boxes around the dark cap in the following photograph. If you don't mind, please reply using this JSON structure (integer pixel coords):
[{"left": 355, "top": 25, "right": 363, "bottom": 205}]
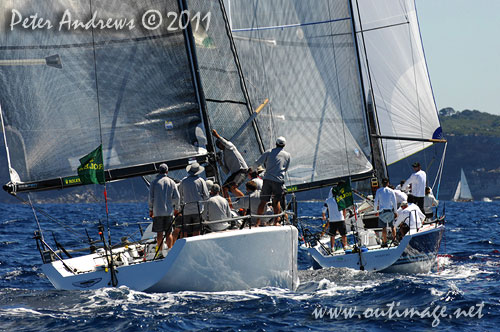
[
  {"left": 158, "top": 163, "right": 168, "bottom": 173},
  {"left": 211, "top": 183, "right": 220, "bottom": 193},
  {"left": 412, "top": 162, "right": 420, "bottom": 168}
]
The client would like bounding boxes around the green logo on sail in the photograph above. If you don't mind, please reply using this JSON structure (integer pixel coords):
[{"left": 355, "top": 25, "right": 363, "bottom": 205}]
[
  {"left": 77, "top": 145, "right": 105, "bottom": 185},
  {"left": 332, "top": 180, "right": 353, "bottom": 210}
]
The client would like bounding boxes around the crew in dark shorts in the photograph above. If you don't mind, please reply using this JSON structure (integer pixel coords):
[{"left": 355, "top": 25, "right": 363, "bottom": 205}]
[
  {"left": 321, "top": 188, "right": 348, "bottom": 250},
  {"left": 251, "top": 136, "right": 291, "bottom": 226},
  {"left": 148, "top": 163, "right": 180, "bottom": 250},
  {"left": 211, "top": 129, "right": 248, "bottom": 203}
]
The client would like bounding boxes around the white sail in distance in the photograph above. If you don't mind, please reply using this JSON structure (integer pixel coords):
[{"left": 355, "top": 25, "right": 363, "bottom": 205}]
[{"left": 454, "top": 168, "right": 473, "bottom": 201}]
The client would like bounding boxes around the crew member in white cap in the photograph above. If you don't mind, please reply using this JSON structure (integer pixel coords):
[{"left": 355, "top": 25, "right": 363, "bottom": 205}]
[
  {"left": 250, "top": 136, "right": 291, "bottom": 226},
  {"left": 148, "top": 163, "right": 179, "bottom": 250}
]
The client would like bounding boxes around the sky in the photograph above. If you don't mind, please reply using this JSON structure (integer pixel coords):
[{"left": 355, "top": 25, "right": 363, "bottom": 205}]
[{"left": 415, "top": 0, "right": 500, "bottom": 115}]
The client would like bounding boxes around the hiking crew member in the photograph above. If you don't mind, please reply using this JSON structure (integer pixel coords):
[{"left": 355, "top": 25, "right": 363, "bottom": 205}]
[{"left": 423, "top": 186, "right": 439, "bottom": 218}]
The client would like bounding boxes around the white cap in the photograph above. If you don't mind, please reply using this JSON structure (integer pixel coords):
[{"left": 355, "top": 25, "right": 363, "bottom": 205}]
[
  {"left": 276, "top": 136, "right": 286, "bottom": 146},
  {"left": 206, "top": 179, "right": 214, "bottom": 191}
]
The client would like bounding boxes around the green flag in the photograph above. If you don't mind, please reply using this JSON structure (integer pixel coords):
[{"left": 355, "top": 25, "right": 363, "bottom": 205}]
[
  {"left": 77, "top": 145, "right": 105, "bottom": 185},
  {"left": 332, "top": 180, "right": 353, "bottom": 210}
]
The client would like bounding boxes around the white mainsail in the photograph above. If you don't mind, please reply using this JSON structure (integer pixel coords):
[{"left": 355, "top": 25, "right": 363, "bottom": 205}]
[{"left": 353, "top": 0, "right": 443, "bottom": 165}]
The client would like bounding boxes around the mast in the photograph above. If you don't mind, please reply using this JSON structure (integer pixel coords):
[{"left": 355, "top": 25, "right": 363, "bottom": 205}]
[
  {"left": 179, "top": 0, "right": 219, "bottom": 181},
  {"left": 216, "top": 0, "right": 265, "bottom": 154},
  {"left": 351, "top": 0, "right": 388, "bottom": 183}
]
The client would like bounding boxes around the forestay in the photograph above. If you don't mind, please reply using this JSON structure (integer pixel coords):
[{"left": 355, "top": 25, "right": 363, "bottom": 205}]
[
  {"left": 352, "top": 0, "right": 443, "bottom": 165},
  {"left": 226, "top": 0, "right": 373, "bottom": 191}
]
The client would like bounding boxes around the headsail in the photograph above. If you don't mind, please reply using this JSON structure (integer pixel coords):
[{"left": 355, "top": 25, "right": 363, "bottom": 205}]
[
  {"left": 227, "top": 0, "right": 373, "bottom": 191},
  {"left": 353, "top": 0, "right": 443, "bottom": 165}
]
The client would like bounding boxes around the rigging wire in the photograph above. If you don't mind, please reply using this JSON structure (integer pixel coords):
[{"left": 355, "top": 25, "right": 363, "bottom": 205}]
[
  {"left": 432, "top": 142, "right": 447, "bottom": 200},
  {"left": 28, "top": 194, "right": 44, "bottom": 239},
  {"left": 10, "top": 193, "right": 88, "bottom": 243},
  {"left": 89, "top": 0, "right": 117, "bottom": 287}
]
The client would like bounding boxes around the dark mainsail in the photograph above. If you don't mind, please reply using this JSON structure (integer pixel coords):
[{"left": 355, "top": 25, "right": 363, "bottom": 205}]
[{"left": 0, "top": 0, "right": 260, "bottom": 193}]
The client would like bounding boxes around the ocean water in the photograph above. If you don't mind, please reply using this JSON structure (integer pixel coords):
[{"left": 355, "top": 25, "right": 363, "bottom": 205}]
[{"left": 0, "top": 200, "right": 499, "bottom": 331}]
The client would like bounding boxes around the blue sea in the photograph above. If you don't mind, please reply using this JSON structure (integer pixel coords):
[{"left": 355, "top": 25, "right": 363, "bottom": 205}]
[{"left": 0, "top": 200, "right": 499, "bottom": 331}]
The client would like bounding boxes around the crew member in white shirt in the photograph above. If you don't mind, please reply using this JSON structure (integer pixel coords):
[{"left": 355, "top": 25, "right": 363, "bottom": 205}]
[
  {"left": 403, "top": 162, "right": 426, "bottom": 212},
  {"left": 321, "top": 188, "right": 348, "bottom": 250},
  {"left": 390, "top": 184, "right": 408, "bottom": 208},
  {"left": 395, "top": 201, "right": 425, "bottom": 239},
  {"left": 374, "top": 178, "right": 398, "bottom": 247},
  {"left": 423, "top": 186, "right": 439, "bottom": 218}
]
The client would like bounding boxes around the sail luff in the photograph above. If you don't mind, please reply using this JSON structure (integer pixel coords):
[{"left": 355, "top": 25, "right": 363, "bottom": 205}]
[
  {"left": 215, "top": 0, "right": 265, "bottom": 154},
  {"left": 347, "top": 0, "right": 374, "bottom": 178},
  {"left": 178, "top": 0, "right": 218, "bottom": 179},
  {"left": 352, "top": 0, "right": 388, "bottom": 181},
  {"left": 453, "top": 181, "right": 461, "bottom": 201}
]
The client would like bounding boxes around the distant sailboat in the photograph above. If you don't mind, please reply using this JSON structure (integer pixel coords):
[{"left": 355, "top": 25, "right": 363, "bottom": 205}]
[{"left": 453, "top": 169, "right": 473, "bottom": 202}]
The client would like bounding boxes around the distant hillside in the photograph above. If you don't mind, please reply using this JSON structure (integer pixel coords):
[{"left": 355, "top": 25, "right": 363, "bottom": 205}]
[
  {"left": 439, "top": 108, "right": 500, "bottom": 137},
  {"left": 387, "top": 108, "right": 500, "bottom": 200}
]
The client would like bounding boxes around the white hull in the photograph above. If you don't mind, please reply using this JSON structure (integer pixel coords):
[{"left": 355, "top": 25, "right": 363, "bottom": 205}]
[
  {"left": 42, "top": 226, "right": 299, "bottom": 292},
  {"left": 305, "top": 224, "right": 444, "bottom": 273},
  {"left": 304, "top": 234, "right": 410, "bottom": 272}
]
